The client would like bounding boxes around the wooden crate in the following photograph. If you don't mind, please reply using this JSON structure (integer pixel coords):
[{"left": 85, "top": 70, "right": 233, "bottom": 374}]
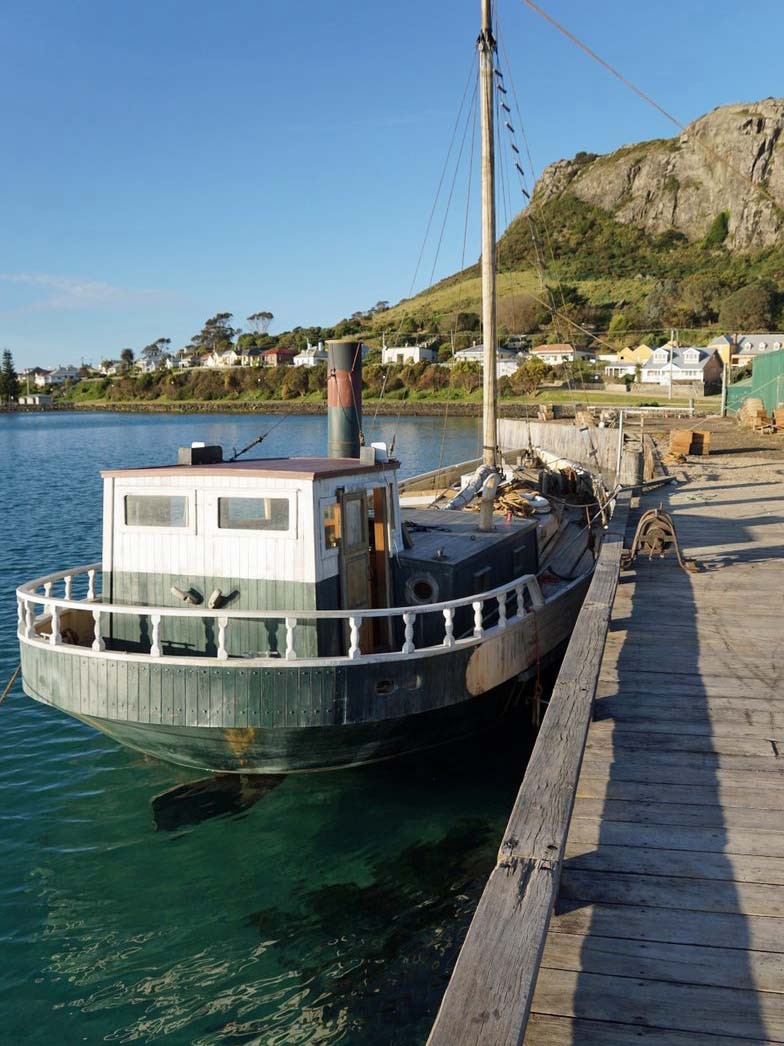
[
  {"left": 670, "top": 429, "right": 693, "bottom": 455},
  {"left": 690, "top": 430, "right": 710, "bottom": 455}
]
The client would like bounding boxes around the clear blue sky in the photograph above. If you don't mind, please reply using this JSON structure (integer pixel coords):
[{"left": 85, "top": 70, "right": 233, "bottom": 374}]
[{"left": 2, "top": 0, "right": 783, "bottom": 369}]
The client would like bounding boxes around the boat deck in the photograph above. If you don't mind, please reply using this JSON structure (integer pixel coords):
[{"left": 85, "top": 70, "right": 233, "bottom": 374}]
[{"left": 526, "top": 453, "right": 784, "bottom": 1043}]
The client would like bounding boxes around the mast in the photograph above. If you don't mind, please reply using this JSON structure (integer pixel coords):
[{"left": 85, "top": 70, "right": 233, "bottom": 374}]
[{"left": 479, "top": 0, "right": 498, "bottom": 468}]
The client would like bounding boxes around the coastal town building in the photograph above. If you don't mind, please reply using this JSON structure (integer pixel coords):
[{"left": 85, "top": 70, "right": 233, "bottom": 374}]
[
  {"left": 381, "top": 344, "right": 438, "bottom": 365},
  {"left": 239, "top": 347, "right": 265, "bottom": 367},
  {"left": 732, "top": 333, "right": 784, "bottom": 367},
  {"left": 259, "top": 347, "right": 297, "bottom": 367},
  {"left": 293, "top": 342, "right": 329, "bottom": 367},
  {"left": 35, "top": 365, "right": 79, "bottom": 386},
  {"left": 205, "top": 348, "right": 241, "bottom": 369},
  {"left": 18, "top": 393, "right": 52, "bottom": 405},
  {"left": 640, "top": 345, "right": 723, "bottom": 390},
  {"left": 530, "top": 344, "right": 596, "bottom": 366}
]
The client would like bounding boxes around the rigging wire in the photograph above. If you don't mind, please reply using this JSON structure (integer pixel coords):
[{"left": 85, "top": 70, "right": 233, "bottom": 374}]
[{"left": 394, "top": 53, "right": 478, "bottom": 343}]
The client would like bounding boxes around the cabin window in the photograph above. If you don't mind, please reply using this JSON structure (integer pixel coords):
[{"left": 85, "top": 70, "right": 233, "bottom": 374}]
[
  {"left": 322, "top": 502, "right": 340, "bottom": 550},
  {"left": 125, "top": 494, "right": 189, "bottom": 528},
  {"left": 218, "top": 496, "right": 290, "bottom": 531}
]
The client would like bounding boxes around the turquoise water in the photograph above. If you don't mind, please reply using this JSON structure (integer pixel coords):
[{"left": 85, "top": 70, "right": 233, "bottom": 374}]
[{"left": 0, "top": 412, "right": 535, "bottom": 1045}]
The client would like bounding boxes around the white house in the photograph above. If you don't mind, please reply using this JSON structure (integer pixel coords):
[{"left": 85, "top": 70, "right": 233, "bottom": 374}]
[
  {"left": 36, "top": 365, "right": 79, "bottom": 386},
  {"left": 530, "top": 343, "right": 596, "bottom": 366},
  {"left": 293, "top": 342, "right": 329, "bottom": 367},
  {"left": 205, "top": 349, "right": 241, "bottom": 369},
  {"left": 641, "top": 345, "right": 723, "bottom": 388},
  {"left": 381, "top": 343, "right": 438, "bottom": 365},
  {"left": 138, "top": 351, "right": 173, "bottom": 374}
]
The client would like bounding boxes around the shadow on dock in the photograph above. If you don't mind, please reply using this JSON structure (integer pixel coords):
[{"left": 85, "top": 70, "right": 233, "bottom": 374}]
[{"left": 544, "top": 480, "right": 774, "bottom": 1041}]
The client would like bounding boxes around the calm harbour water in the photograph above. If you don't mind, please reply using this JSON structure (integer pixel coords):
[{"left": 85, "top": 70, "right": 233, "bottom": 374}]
[{"left": 0, "top": 411, "right": 535, "bottom": 1045}]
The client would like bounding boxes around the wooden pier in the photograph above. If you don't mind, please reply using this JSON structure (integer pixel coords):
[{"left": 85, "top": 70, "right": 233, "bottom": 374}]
[{"left": 430, "top": 447, "right": 784, "bottom": 1044}]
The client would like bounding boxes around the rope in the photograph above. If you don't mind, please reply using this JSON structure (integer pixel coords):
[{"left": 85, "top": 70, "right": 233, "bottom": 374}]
[{"left": 0, "top": 665, "right": 20, "bottom": 707}]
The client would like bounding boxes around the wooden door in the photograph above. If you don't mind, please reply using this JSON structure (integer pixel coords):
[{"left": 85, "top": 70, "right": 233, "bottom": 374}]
[{"left": 338, "top": 490, "right": 371, "bottom": 613}]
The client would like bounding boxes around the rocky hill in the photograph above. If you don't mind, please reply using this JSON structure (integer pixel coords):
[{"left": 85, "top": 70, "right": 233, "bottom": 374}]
[{"left": 529, "top": 99, "right": 784, "bottom": 253}]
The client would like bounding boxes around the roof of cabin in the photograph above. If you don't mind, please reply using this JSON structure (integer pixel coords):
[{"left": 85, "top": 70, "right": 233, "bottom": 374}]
[{"left": 101, "top": 456, "right": 398, "bottom": 480}]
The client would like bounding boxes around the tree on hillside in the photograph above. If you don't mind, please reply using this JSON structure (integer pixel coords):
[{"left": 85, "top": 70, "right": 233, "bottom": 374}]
[
  {"left": 120, "top": 348, "right": 135, "bottom": 371},
  {"left": 189, "top": 313, "right": 238, "bottom": 354},
  {"left": 141, "top": 337, "right": 171, "bottom": 360},
  {"left": 719, "top": 282, "right": 778, "bottom": 331},
  {"left": 247, "top": 310, "right": 274, "bottom": 334},
  {"left": 510, "top": 357, "right": 547, "bottom": 397},
  {"left": 0, "top": 349, "right": 20, "bottom": 403}
]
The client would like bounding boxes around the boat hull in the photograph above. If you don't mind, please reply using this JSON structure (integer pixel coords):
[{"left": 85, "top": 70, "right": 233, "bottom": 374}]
[{"left": 20, "top": 575, "right": 591, "bottom": 773}]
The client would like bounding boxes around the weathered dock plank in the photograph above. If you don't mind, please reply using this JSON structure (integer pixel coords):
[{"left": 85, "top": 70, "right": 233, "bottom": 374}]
[{"left": 430, "top": 448, "right": 784, "bottom": 1045}]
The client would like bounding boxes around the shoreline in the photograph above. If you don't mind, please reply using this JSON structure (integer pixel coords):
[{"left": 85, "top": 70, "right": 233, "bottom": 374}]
[{"left": 0, "top": 398, "right": 703, "bottom": 418}]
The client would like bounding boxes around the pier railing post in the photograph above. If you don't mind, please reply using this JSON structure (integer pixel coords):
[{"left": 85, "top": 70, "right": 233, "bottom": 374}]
[
  {"left": 64, "top": 575, "right": 73, "bottom": 599},
  {"left": 25, "top": 603, "right": 36, "bottom": 640},
  {"left": 498, "top": 592, "right": 507, "bottom": 630},
  {"left": 87, "top": 569, "right": 96, "bottom": 601}
]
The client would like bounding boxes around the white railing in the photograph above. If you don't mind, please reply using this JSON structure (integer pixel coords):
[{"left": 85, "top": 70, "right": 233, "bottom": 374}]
[{"left": 16, "top": 562, "right": 553, "bottom": 666}]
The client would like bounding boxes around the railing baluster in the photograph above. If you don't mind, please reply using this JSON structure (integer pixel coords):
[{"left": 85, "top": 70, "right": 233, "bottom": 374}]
[
  {"left": 402, "top": 611, "right": 416, "bottom": 654},
  {"left": 49, "top": 605, "right": 61, "bottom": 646},
  {"left": 216, "top": 616, "right": 229, "bottom": 661},
  {"left": 44, "top": 581, "right": 52, "bottom": 599},
  {"left": 17, "top": 597, "right": 24, "bottom": 636},
  {"left": 87, "top": 569, "right": 96, "bottom": 600},
  {"left": 348, "top": 616, "right": 362, "bottom": 659},
  {"left": 284, "top": 617, "right": 297, "bottom": 661},
  {"left": 25, "top": 603, "right": 36, "bottom": 640},
  {"left": 515, "top": 584, "right": 525, "bottom": 619},
  {"left": 442, "top": 607, "right": 455, "bottom": 647},
  {"left": 473, "top": 600, "right": 484, "bottom": 639},
  {"left": 64, "top": 575, "right": 73, "bottom": 599},
  {"left": 498, "top": 592, "right": 508, "bottom": 630},
  {"left": 92, "top": 609, "right": 105, "bottom": 652},
  {"left": 150, "top": 614, "right": 162, "bottom": 658}
]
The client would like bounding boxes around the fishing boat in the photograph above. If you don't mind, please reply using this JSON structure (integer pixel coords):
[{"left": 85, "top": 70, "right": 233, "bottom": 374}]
[{"left": 15, "top": 1, "right": 611, "bottom": 774}]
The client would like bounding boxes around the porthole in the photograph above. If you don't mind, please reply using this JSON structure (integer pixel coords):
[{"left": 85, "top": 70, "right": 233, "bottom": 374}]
[{"left": 405, "top": 573, "right": 439, "bottom": 605}]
